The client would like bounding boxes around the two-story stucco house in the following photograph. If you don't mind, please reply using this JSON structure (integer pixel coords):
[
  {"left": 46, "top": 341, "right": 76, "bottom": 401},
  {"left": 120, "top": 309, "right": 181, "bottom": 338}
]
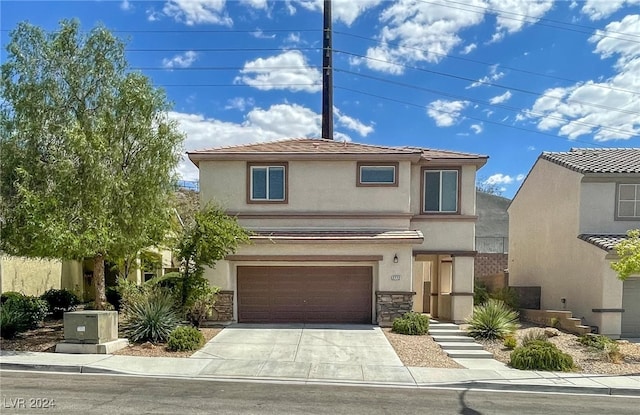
[
  {"left": 509, "top": 148, "right": 640, "bottom": 338},
  {"left": 188, "top": 138, "right": 487, "bottom": 325}
]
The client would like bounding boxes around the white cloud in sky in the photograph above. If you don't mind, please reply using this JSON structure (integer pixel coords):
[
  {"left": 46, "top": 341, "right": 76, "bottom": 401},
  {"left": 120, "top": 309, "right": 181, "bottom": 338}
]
[
  {"left": 516, "top": 174, "right": 526, "bottom": 181},
  {"left": 488, "top": 0, "right": 554, "bottom": 43},
  {"left": 162, "top": 51, "right": 198, "bottom": 69},
  {"left": 461, "top": 43, "right": 477, "bottom": 55},
  {"left": 235, "top": 50, "right": 322, "bottom": 93},
  {"left": 334, "top": 107, "right": 374, "bottom": 137},
  {"left": 251, "top": 28, "right": 276, "bottom": 39},
  {"left": 120, "top": 0, "right": 132, "bottom": 11},
  {"left": 240, "top": 0, "right": 268, "bottom": 10},
  {"left": 520, "top": 14, "right": 640, "bottom": 141},
  {"left": 489, "top": 90, "right": 512, "bottom": 104},
  {"left": 581, "top": 0, "right": 640, "bottom": 20},
  {"left": 470, "top": 123, "right": 483, "bottom": 134},
  {"left": 427, "top": 100, "right": 469, "bottom": 127},
  {"left": 292, "top": 0, "right": 384, "bottom": 26},
  {"left": 225, "top": 97, "right": 255, "bottom": 111},
  {"left": 484, "top": 173, "right": 515, "bottom": 185},
  {"left": 162, "top": 0, "right": 232, "bottom": 26},
  {"left": 468, "top": 64, "right": 505, "bottom": 88}
]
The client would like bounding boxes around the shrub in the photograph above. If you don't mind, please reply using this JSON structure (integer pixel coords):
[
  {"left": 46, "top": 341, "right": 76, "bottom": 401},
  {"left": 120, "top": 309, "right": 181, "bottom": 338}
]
[
  {"left": 106, "top": 287, "right": 122, "bottom": 311},
  {"left": 6, "top": 296, "right": 48, "bottom": 329},
  {"left": 510, "top": 340, "right": 574, "bottom": 371},
  {"left": 0, "top": 301, "right": 28, "bottom": 339},
  {"left": 41, "top": 288, "right": 80, "bottom": 318},
  {"left": 474, "top": 282, "right": 490, "bottom": 306},
  {"left": 490, "top": 287, "right": 519, "bottom": 311},
  {"left": 116, "top": 277, "right": 148, "bottom": 316},
  {"left": 392, "top": 312, "right": 430, "bottom": 335},
  {"left": 466, "top": 299, "right": 519, "bottom": 340},
  {"left": 167, "top": 326, "right": 205, "bottom": 351},
  {"left": 1, "top": 291, "right": 24, "bottom": 304},
  {"left": 521, "top": 329, "right": 548, "bottom": 347},
  {"left": 503, "top": 335, "right": 517, "bottom": 349},
  {"left": 122, "top": 292, "right": 180, "bottom": 343},
  {"left": 549, "top": 317, "right": 560, "bottom": 328},
  {"left": 579, "top": 334, "right": 623, "bottom": 363},
  {"left": 186, "top": 286, "right": 219, "bottom": 328}
]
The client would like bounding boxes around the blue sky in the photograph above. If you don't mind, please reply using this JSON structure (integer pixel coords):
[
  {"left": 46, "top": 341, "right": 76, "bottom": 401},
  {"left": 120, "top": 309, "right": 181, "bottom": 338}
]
[{"left": 2, "top": 1, "right": 639, "bottom": 198}]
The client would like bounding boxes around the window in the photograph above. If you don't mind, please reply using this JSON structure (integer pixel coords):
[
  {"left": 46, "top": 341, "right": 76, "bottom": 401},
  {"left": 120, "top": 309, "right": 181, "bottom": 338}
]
[
  {"left": 617, "top": 184, "right": 640, "bottom": 219},
  {"left": 357, "top": 162, "right": 398, "bottom": 186},
  {"left": 248, "top": 163, "right": 287, "bottom": 203},
  {"left": 423, "top": 169, "right": 459, "bottom": 213}
]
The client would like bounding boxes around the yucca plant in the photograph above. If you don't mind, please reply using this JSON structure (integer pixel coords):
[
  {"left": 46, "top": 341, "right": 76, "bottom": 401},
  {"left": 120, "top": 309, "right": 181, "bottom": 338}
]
[
  {"left": 122, "top": 293, "right": 180, "bottom": 343},
  {"left": 466, "top": 299, "right": 519, "bottom": 340}
]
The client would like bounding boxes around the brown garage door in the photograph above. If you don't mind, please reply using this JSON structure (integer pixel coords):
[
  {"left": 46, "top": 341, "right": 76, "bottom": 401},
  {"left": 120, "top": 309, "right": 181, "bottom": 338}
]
[{"left": 237, "top": 266, "right": 372, "bottom": 324}]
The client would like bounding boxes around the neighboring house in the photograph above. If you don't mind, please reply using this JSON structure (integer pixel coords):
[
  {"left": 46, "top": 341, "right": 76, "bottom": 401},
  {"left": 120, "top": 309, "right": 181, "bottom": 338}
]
[
  {"left": 188, "top": 138, "right": 487, "bottom": 325},
  {"left": 475, "top": 190, "right": 509, "bottom": 281},
  {"left": 508, "top": 148, "right": 640, "bottom": 338}
]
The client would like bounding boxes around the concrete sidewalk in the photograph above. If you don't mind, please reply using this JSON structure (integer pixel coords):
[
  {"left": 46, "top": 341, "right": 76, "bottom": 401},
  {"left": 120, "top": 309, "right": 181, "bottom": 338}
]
[{"left": 2, "top": 350, "right": 639, "bottom": 396}]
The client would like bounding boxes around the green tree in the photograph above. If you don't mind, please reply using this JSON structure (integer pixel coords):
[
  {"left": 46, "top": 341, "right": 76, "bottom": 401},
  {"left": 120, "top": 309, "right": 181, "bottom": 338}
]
[
  {"left": 611, "top": 229, "right": 640, "bottom": 280},
  {"left": 0, "top": 20, "right": 183, "bottom": 308},
  {"left": 175, "top": 204, "right": 251, "bottom": 310}
]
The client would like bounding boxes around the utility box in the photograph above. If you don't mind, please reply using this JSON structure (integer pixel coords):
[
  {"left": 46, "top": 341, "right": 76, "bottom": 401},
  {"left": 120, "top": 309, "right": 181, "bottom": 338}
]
[{"left": 63, "top": 311, "right": 118, "bottom": 344}]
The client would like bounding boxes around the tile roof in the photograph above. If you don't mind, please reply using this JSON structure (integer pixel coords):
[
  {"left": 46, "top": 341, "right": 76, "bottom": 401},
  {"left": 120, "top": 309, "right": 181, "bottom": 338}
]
[
  {"left": 250, "top": 229, "right": 424, "bottom": 243},
  {"left": 578, "top": 234, "right": 627, "bottom": 251},
  {"left": 188, "top": 138, "right": 487, "bottom": 160},
  {"left": 541, "top": 148, "right": 640, "bottom": 174}
]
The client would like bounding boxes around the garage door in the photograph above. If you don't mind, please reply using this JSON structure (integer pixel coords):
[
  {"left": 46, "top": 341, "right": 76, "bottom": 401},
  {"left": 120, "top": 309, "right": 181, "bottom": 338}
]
[
  {"left": 237, "top": 266, "right": 372, "bottom": 324},
  {"left": 622, "top": 278, "right": 640, "bottom": 337}
]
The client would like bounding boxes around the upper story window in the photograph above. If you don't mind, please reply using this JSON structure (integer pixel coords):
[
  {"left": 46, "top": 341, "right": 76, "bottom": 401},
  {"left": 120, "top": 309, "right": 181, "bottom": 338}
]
[
  {"left": 423, "top": 168, "right": 459, "bottom": 213},
  {"left": 617, "top": 183, "right": 640, "bottom": 219},
  {"left": 248, "top": 163, "right": 287, "bottom": 203},
  {"left": 357, "top": 162, "right": 398, "bottom": 186}
]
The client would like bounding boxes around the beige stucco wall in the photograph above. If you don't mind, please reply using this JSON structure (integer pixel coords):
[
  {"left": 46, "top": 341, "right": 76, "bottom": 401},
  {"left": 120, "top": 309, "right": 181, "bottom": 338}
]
[
  {"left": 0, "top": 256, "right": 62, "bottom": 296},
  {"left": 199, "top": 159, "right": 412, "bottom": 214},
  {"left": 509, "top": 159, "right": 625, "bottom": 335},
  {"left": 411, "top": 221, "right": 475, "bottom": 251},
  {"left": 579, "top": 180, "right": 640, "bottom": 234}
]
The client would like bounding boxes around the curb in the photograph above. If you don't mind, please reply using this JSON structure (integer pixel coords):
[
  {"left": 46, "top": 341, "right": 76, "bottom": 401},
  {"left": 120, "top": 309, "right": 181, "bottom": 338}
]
[{"left": 3, "top": 362, "right": 639, "bottom": 396}]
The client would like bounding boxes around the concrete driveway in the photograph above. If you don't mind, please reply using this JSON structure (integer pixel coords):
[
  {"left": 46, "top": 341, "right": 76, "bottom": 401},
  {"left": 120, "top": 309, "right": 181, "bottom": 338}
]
[{"left": 189, "top": 324, "right": 410, "bottom": 382}]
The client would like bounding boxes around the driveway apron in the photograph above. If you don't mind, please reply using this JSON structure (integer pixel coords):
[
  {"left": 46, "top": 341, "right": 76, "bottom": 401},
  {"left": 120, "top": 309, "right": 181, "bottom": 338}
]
[{"left": 190, "top": 324, "right": 412, "bottom": 383}]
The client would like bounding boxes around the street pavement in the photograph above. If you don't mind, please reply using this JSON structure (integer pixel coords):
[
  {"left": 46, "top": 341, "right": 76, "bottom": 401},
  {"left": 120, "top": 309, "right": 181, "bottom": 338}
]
[{"left": 1, "top": 324, "right": 639, "bottom": 396}]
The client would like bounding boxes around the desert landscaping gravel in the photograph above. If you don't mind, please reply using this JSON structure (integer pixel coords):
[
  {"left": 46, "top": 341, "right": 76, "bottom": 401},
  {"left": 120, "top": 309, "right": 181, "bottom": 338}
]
[{"left": 382, "top": 328, "right": 463, "bottom": 368}]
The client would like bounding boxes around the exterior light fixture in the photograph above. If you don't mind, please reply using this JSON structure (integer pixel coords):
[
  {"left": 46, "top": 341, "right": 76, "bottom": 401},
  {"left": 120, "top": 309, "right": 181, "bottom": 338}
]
[{"left": 393, "top": 254, "right": 398, "bottom": 263}]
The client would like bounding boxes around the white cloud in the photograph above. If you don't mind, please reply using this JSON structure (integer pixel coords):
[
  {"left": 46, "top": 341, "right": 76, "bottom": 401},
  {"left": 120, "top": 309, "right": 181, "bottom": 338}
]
[
  {"left": 489, "top": 90, "right": 512, "bottom": 104},
  {"left": 581, "top": 0, "right": 640, "bottom": 20},
  {"left": 162, "top": 51, "right": 198, "bottom": 69},
  {"left": 334, "top": 107, "right": 374, "bottom": 137},
  {"left": 426, "top": 100, "right": 469, "bottom": 127},
  {"left": 162, "top": 0, "right": 232, "bottom": 26},
  {"left": 225, "top": 97, "right": 255, "bottom": 111},
  {"left": 468, "top": 64, "right": 505, "bottom": 88},
  {"left": 241, "top": 0, "right": 268, "bottom": 10},
  {"left": 488, "top": 0, "right": 554, "bottom": 42},
  {"left": 516, "top": 174, "right": 525, "bottom": 181},
  {"left": 251, "top": 28, "right": 276, "bottom": 39},
  {"left": 120, "top": 0, "right": 132, "bottom": 11},
  {"left": 470, "top": 123, "right": 483, "bottom": 134},
  {"left": 461, "top": 43, "right": 477, "bottom": 55},
  {"left": 484, "top": 173, "right": 515, "bottom": 185},
  {"left": 235, "top": 50, "right": 322, "bottom": 93},
  {"left": 520, "top": 14, "right": 640, "bottom": 141},
  {"left": 292, "top": 0, "right": 384, "bottom": 26}
]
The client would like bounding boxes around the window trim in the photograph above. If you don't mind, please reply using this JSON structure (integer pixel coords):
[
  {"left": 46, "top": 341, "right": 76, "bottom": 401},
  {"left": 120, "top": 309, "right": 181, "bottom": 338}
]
[
  {"left": 420, "top": 167, "right": 461, "bottom": 214},
  {"left": 615, "top": 182, "right": 640, "bottom": 221},
  {"left": 246, "top": 162, "right": 288, "bottom": 204},
  {"left": 356, "top": 162, "right": 399, "bottom": 187}
]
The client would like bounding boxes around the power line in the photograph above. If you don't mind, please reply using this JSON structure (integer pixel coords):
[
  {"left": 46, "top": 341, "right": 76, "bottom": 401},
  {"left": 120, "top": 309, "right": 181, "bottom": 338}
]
[
  {"left": 128, "top": 47, "right": 321, "bottom": 52},
  {"left": 335, "top": 68, "right": 637, "bottom": 138},
  {"left": 131, "top": 65, "right": 322, "bottom": 71},
  {"left": 333, "top": 33, "right": 639, "bottom": 97},
  {"left": 333, "top": 85, "right": 611, "bottom": 147},
  {"left": 335, "top": 50, "right": 639, "bottom": 116}
]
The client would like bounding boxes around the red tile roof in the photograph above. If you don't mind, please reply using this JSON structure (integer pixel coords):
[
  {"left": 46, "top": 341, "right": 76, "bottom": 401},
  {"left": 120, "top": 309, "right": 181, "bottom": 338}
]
[
  {"left": 542, "top": 148, "right": 640, "bottom": 174},
  {"left": 578, "top": 234, "right": 627, "bottom": 251}
]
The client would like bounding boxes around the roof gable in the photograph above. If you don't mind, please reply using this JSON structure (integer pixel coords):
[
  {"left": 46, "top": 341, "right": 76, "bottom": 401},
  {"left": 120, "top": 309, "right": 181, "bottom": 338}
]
[{"left": 541, "top": 148, "right": 640, "bottom": 174}]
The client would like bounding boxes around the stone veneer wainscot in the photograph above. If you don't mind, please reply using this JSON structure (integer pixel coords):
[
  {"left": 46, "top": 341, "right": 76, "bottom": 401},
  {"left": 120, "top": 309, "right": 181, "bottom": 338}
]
[{"left": 376, "top": 291, "right": 415, "bottom": 326}]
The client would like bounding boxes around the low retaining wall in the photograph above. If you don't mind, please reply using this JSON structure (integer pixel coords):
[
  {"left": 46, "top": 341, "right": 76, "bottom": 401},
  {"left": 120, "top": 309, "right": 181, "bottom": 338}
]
[{"left": 520, "top": 309, "right": 591, "bottom": 335}]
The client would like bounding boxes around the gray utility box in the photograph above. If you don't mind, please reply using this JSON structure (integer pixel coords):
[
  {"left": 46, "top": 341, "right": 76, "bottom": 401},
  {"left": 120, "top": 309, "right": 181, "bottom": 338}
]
[{"left": 63, "top": 311, "right": 118, "bottom": 344}]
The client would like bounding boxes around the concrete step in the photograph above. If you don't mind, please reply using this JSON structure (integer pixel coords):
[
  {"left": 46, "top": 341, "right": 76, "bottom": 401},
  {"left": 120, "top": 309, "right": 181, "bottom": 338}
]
[
  {"left": 429, "top": 328, "right": 467, "bottom": 336},
  {"left": 444, "top": 349, "right": 494, "bottom": 359},
  {"left": 437, "top": 342, "right": 485, "bottom": 350},
  {"left": 428, "top": 323, "right": 459, "bottom": 329},
  {"left": 431, "top": 335, "right": 476, "bottom": 343}
]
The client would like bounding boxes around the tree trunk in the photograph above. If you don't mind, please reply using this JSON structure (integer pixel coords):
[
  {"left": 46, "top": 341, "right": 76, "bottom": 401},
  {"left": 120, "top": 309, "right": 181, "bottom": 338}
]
[{"left": 93, "top": 254, "right": 107, "bottom": 310}]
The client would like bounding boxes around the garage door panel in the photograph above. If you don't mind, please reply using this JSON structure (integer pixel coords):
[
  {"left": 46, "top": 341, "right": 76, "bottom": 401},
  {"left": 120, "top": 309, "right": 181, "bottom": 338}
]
[{"left": 237, "top": 266, "right": 372, "bottom": 324}]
